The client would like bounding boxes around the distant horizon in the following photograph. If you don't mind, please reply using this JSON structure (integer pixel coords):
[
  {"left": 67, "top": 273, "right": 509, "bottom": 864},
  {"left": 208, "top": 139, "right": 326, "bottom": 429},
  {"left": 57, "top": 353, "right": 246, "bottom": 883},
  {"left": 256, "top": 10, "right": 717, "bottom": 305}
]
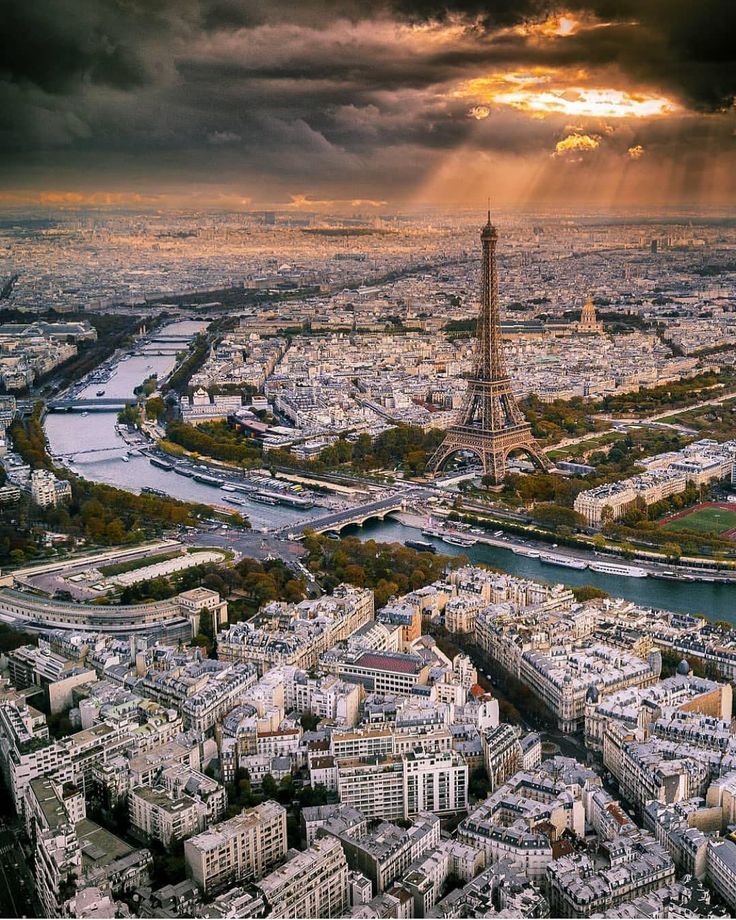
[{"left": 2, "top": 203, "right": 736, "bottom": 221}]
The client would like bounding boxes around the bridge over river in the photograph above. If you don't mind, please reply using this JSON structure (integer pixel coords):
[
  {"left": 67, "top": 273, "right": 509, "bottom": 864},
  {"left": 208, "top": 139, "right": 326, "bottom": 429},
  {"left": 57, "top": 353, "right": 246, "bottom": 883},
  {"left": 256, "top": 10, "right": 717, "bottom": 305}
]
[
  {"left": 276, "top": 495, "right": 405, "bottom": 537},
  {"left": 46, "top": 397, "right": 138, "bottom": 411}
]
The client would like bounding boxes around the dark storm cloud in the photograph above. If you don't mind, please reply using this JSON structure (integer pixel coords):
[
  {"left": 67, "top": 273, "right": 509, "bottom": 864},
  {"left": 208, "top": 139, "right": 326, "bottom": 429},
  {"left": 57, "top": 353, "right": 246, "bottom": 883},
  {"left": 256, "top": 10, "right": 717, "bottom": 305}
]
[
  {"left": 391, "top": 0, "right": 736, "bottom": 111},
  {"left": 0, "top": 0, "right": 734, "bottom": 202},
  {"left": 390, "top": 0, "right": 550, "bottom": 27},
  {"left": 0, "top": 1, "right": 197, "bottom": 93}
]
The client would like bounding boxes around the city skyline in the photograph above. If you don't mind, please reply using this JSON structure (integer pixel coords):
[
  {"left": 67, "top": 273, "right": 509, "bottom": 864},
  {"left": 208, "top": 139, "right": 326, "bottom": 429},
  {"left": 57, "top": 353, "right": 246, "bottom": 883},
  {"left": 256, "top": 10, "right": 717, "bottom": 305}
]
[
  {"left": 1, "top": 0, "right": 735, "bottom": 211},
  {"left": 3, "top": 4, "right": 736, "bottom": 919}
]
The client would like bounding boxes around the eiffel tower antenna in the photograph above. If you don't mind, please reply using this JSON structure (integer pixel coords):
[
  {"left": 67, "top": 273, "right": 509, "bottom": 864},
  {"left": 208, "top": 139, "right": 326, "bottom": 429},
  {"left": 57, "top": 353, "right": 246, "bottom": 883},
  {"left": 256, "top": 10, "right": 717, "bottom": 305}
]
[{"left": 427, "top": 211, "right": 550, "bottom": 483}]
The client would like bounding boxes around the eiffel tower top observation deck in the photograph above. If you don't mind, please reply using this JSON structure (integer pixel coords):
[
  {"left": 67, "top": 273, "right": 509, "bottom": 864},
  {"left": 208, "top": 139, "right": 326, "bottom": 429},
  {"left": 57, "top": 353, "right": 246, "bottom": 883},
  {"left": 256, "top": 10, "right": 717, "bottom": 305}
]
[{"left": 427, "top": 211, "right": 550, "bottom": 483}]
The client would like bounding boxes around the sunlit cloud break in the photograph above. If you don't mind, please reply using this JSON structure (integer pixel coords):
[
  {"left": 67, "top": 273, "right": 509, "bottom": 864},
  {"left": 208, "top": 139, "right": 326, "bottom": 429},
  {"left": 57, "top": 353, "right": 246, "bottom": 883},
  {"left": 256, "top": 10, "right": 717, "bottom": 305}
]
[
  {"left": 285, "top": 195, "right": 387, "bottom": 210},
  {"left": 554, "top": 133, "right": 600, "bottom": 158},
  {"left": 537, "top": 14, "right": 581, "bottom": 37},
  {"left": 469, "top": 105, "right": 491, "bottom": 120},
  {"left": 506, "top": 10, "right": 637, "bottom": 42},
  {"left": 458, "top": 71, "right": 679, "bottom": 119},
  {"left": 510, "top": 12, "right": 585, "bottom": 39}
]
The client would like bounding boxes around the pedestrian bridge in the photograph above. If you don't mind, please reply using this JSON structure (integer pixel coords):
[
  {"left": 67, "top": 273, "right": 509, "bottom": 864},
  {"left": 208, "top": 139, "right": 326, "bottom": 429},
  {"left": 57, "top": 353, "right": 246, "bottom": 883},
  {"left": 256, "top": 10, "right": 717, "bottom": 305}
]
[
  {"left": 148, "top": 334, "right": 195, "bottom": 343},
  {"left": 278, "top": 495, "right": 405, "bottom": 537},
  {"left": 47, "top": 397, "right": 138, "bottom": 411}
]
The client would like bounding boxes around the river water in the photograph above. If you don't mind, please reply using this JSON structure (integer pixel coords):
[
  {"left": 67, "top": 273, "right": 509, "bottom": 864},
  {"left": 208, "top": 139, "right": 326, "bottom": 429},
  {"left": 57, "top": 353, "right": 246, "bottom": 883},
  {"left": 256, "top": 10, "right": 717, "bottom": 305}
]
[
  {"left": 43, "top": 321, "right": 324, "bottom": 531},
  {"left": 350, "top": 518, "right": 736, "bottom": 622},
  {"left": 42, "top": 321, "right": 736, "bottom": 619}
]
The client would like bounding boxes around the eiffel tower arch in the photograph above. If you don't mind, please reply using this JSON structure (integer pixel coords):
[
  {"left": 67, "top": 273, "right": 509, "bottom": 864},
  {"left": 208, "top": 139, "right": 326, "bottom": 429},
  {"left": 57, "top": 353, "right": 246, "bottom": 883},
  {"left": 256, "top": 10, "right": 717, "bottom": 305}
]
[
  {"left": 428, "top": 426, "right": 550, "bottom": 483},
  {"left": 427, "top": 213, "right": 550, "bottom": 484}
]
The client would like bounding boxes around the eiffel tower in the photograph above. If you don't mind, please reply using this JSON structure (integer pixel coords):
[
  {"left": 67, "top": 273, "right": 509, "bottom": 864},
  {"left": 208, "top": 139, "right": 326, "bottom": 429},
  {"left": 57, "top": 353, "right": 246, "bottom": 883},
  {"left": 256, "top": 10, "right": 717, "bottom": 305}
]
[{"left": 427, "top": 211, "right": 550, "bottom": 483}]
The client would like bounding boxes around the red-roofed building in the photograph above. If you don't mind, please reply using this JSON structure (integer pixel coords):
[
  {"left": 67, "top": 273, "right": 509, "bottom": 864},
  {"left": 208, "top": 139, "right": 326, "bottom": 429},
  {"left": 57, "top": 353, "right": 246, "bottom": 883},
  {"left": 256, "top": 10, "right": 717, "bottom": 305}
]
[
  {"left": 355, "top": 653, "right": 421, "bottom": 675},
  {"left": 327, "top": 651, "right": 429, "bottom": 695}
]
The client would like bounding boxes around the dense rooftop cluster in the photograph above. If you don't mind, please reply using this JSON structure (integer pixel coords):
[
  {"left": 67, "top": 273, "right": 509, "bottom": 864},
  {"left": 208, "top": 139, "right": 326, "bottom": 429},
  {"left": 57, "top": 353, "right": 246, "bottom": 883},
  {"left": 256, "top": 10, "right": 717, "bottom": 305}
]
[{"left": 0, "top": 561, "right": 733, "bottom": 916}]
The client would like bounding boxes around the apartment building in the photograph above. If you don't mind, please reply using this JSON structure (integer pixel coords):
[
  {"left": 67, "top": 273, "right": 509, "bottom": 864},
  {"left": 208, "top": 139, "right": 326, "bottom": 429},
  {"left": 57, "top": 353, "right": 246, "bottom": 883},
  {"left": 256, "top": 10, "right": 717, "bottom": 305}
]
[
  {"left": 30, "top": 468, "right": 72, "bottom": 509},
  {"left": 0, "top": 701, "right": 73, "bottom": 813},
  {"left": 403, "top": 751, "right": 468, "bottom": 817},
  {"left": 519, "top": 644, "right": 660, "bottom": 733},
  {"left": 397, "top": 861, "right": 438, "bottom": 917},
  {"left": 184, "top": 801, "right": 287, "bottom": 894},
  {"left": 643, "top": 799, "right": 715, "bottom": 880},
  {"left": 547, "top": 837, "right": 675, "bottom": 918},
  {"left": 603, "top": 724, "right": 711, "bottom": 812},
  {"left": 459, "top": 766, "right": 586, "bottom": 882},
  {"left": 337, "top": 756, "right": 406, "bottom": 822},
  {"left": 217, "top": 585, "right": 374, "bottom": 674},
  {"left": 8, "top": 642, "right": 97, "bottom": 714},
  {"left": 482, "top": 724, "right": 523, "bottom": 791},
  {"left": 337, "top": 751, "right": 468, "bottom": 821},
  {"left": 255, "top": 726, "right": 301, "bottom": 760},
  {"left": 324, "top": 813, "right": 440, "bottom": 895},
  {"left": 290, "top": 672, "right": 362, "bottom": 726},
  {"left": 301, "top": 803, "right": 367, "bottom": 848},
  {"left": 444, "top": 595, "right": 486, "bottom": 635},
  {"left": 584, "top": 673, "right": 731, "bottom": 754},
  {"left": 474, "top": 589, "right": 582, "bottom": 677},
  {"left": 707, "top": 770, "right": 736, "bottom": 825},
  {"left": 331, "top": 726, "right": 395, "bottom": 762},
  {"left": 160, "top": 763, "right": 227, "bottom": 825},
  {"left": 707, "top": 838, "right": 736, "bottom": 912},
  {"left": 255, "top": 836, "right": 349, "bottom": 919},
  {"left": 25, "top": 776, "right": 83, "bottom": 917},
  {"left": 62, "top": 721, "right": 131, "bottom": 792},
  {"left": 427, "top": 858, "right": 549, "bottom": 918},
  {"left": 138, "top": 660, "right": 257, "bottom": 735},
  {"left": 377, "top": 600, "right": 422, "bottom": 646},
  {"left": 129, "top": 784, "right": 208, "bottom": 847},
  {"left": 584, "top": 786, "right": 639, "bottom": 843},
  {"left": 126, "top": 739, "right": 201, "bottom": 788}
]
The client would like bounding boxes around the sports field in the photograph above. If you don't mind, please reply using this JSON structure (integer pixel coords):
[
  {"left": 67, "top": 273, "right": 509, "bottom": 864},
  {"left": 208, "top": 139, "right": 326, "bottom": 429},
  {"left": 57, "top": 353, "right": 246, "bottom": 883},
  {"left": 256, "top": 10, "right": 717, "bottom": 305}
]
[{"left": 659, "top": 502, "right": 736, "bottom": 537}]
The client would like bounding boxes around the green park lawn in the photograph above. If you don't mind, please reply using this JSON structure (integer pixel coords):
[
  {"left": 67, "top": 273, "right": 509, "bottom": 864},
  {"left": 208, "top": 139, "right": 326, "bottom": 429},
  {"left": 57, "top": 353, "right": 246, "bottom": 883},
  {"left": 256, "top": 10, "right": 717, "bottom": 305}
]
[{"left": 660, "top": 505, "right": 736, "bottom": 536}]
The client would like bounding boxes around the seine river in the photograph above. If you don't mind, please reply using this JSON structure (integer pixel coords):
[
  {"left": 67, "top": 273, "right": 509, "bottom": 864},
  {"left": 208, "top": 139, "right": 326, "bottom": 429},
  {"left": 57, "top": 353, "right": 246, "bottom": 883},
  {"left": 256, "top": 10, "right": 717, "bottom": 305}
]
[
  {"left": 42, "top": 320, "right": 736, "bottom": 620},
  {"left": 43, "top": 321, "right": 324, "bottom": 531},
  {"left": 350, "top": 518, "right": 736, "bottom": 622}
]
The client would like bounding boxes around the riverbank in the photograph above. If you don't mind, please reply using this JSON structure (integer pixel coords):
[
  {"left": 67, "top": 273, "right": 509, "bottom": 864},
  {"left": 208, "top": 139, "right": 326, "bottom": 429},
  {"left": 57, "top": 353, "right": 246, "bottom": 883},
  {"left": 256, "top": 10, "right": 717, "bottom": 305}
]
[
  {"left": 395, "top": 510, "right": 736, "bottom": 585},
  {"left": 350, "top": 516, "right": 736, "bottom": 622},
  {"left": 428, "top": 497, "right": 736, "bottom": 578},
  {"left": 42, "top": 322, "right": 332, "bottom": 531}
]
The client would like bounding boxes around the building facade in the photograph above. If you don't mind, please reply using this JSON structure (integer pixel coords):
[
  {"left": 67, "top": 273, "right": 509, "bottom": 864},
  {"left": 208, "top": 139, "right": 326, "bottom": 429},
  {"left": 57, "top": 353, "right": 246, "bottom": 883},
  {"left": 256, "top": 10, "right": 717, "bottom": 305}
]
[{"left": 184, "top": 801, "right": 287, "bottom": 894}]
